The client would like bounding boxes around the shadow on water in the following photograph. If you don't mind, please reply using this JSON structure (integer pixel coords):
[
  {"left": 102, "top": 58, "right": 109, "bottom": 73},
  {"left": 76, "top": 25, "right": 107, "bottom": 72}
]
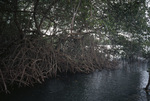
[{"left": 0, "top": 61, "right": 150, "bottom": 101}]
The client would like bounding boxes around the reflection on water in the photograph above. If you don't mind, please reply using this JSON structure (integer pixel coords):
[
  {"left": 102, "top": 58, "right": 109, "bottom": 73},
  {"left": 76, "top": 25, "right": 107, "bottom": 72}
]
[{"left": 0, "top": 61, "right": 150, "bottom": 101}]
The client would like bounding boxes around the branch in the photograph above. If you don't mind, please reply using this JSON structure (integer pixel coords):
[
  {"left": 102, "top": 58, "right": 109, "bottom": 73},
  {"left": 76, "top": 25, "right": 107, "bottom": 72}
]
[
  {"left": 0, "top": 69, "right": 9, "bottom": 93},
  {"left": 39, "top": 0, "right": 60, "bottom": 29},
  {"left": 33, "top": 0, "right": 40, "bottom": 35},
  {"left": 71, "top": 0, "right": 81, "bottom": 33},
  {"left": 13, "top": 0, "right": 24, "bottom": 39}
]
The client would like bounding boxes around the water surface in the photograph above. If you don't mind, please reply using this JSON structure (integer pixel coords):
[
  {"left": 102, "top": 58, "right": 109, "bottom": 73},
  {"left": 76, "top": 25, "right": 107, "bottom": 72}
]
[{"left": 0, "top": 62, "right": 149, "bottom": 101}]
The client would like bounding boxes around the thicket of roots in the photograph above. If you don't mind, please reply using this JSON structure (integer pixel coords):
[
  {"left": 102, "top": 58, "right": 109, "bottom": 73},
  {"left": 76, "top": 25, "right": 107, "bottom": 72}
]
[{"left": 0, "top": 37, "right": 117, "bottom": 93}]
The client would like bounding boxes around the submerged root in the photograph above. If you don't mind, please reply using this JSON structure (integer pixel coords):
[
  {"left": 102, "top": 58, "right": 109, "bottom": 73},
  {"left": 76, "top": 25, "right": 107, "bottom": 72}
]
[{"left": 0, "top": 38, "right": 117, "bottom": 93}]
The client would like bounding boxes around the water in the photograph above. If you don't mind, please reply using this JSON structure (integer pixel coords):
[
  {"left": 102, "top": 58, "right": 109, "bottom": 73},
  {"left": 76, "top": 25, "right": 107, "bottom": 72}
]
[{"left": 0, "top": 62, "right": 150, "bottom": 101}]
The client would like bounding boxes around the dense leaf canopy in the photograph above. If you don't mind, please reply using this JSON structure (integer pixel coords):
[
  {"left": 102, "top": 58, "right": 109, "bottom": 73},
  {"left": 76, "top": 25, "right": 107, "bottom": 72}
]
[{"left": 0, "top": 0, "right": 150, "bottom": 59}]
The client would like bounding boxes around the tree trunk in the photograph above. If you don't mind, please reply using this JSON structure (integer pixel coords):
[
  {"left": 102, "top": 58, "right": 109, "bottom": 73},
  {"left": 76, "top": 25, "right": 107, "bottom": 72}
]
[{"left": 145, "top": 72, "right": 150, "bottom": 91}]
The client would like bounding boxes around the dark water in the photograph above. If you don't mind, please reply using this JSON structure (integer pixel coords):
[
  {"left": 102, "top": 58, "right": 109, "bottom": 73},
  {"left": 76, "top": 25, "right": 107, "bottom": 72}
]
[{"left": 0, "top": 62, "right": 150, "bottom": 101}]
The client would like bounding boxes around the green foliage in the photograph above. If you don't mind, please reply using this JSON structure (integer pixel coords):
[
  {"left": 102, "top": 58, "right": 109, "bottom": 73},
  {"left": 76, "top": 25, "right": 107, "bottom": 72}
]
[{"left": 0, "top": 0, "right": 150, "bottom": 60}]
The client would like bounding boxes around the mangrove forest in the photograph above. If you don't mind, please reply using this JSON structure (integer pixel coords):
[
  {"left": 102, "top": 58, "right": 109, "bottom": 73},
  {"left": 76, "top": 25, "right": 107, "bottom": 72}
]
[{"left": 0, "top": 0, "right": 150, "bottom": 94}]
